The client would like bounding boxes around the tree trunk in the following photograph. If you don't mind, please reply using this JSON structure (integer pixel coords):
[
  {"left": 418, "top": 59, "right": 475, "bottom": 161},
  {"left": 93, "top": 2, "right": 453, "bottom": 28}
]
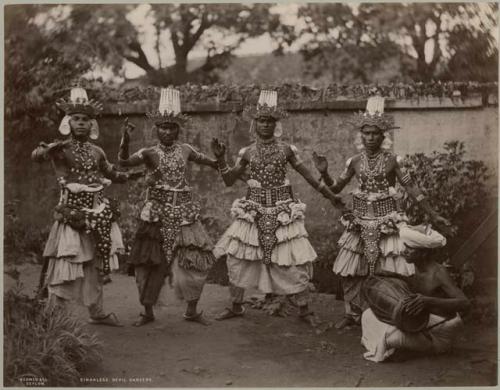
[{"left": 145, "top": 55, "right": 189, "bottom": 87}]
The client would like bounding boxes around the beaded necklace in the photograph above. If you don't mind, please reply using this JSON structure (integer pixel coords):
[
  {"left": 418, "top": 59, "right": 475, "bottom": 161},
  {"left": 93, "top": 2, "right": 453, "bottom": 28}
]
[
  {"left": 250, "top": 138, "right": 287, "bottom": 188},
  {"left": 359, "top": 151, "right": 390, "bottom": 192},
  {"left": 153, "top": 143, "right": 186, "bottom": 185},
  {"left": 69, "top": 139, "right": 99, "bottom": 183}
]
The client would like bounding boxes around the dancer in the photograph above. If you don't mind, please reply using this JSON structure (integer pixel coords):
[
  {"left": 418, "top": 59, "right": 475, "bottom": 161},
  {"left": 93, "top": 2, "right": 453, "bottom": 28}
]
[
  {"left": 211, "top": 90, "right": 343, "bottom": 324},
  {"left": 118, "top": 88, "right": 217, "bottom": 326},
  {"left": 313, "top": 95, "right": 450, "bottom": 328},
  {"left": 32, "top": 86, "right": 139, "bottom": 326}
]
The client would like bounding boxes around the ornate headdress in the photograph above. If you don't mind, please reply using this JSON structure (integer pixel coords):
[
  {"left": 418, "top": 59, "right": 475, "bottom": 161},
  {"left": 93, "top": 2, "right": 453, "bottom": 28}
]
[
  {"left": 56, "top": 87, "right": 102, "bottom": 139},
  {"left": 56, "top": 87, "right": 103, "bottom": 118},
  {"left": 350, "top": 95, "right": 397, "bottom": 132},
  {"left": 146, "top": 87, "right": 189, "bottom": 126},
  {"left": 243, "top": 90, "right": 288, "bottom": 121}
]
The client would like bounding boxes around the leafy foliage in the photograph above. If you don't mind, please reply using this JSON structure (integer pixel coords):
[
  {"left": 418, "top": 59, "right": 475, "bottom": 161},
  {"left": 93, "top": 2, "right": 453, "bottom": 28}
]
[
  {"left": 3, "top": 201, "right": 51, "bottom": 265},
  {"left": 297, "top": 4, "right": 402, "bottom": 83},
  {"left": 4, "top": 287, "right": 102, "bottom": 386},
  {"left": 401, "top": 141, "right": 489, "bottom": 223},
  {"left": 290, "top": 3, "right": 498, "bottom": 83},
  {"left": 5, "top": 5, "right": 94, "bottom": 155},
  {"left": 87, "top": 81, "right": 497, "bottom": 105},
  {"left": 444, "top": 25, "right": 499, "bottom": 82},
  {"left": 31, "top": 4, "right": 280, "bottom": 86},
  {"left": 400, "top": 141, "right": 491, "bottom": 261},
  {"left": 7, "top": 4, "right": 497, "bottom": 87}
]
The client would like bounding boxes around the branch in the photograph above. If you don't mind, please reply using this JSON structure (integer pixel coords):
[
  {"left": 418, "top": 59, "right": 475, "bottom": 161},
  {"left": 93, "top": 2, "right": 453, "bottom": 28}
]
[
  {"left": 171, "top": 28, "right": 182, "bottom": 57},
  {"left": 155, "top": 22, "right": 162, "bottom": 69},
  {"left": 185, "top": 12, "right": 210, "bottom": 53},
  {"left": 124, "top": 41, "right": 154, "bottom": 72},
  {"left": 429, "top": 36, "right": 442, "bottom": 70},
  {"left": 411, "top": 20, "right": 427, "bottom": 60},
  {"left": 430, "top": 13, "right": 442, "bottom": 36}
]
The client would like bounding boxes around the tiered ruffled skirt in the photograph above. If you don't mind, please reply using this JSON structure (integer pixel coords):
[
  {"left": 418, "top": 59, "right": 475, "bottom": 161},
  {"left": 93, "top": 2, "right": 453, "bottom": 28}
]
[
  {"left": 213, "top": 198, "right": 316, "bottom": 295},
  {"left": 43, "top": 221, "right": 123, "bottom": 285},
  {"left": 129, "top": 219, "right": 215, "bottom": 272},
  {"left": 333, "top": 210, "right": 419, "bottom": 277}
]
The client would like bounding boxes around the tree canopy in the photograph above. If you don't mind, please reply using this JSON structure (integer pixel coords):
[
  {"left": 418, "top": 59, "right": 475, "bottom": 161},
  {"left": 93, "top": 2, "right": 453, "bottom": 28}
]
[
  {"left": 291, "top": 3, "right": 498, "bottom": 82},
  {"left": 6, "top": 3, "right": 497, "bottom": 88}
]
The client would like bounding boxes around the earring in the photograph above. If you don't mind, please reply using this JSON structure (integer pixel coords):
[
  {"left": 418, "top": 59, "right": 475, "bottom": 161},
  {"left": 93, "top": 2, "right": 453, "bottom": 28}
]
[
  {"left": 274, "top": 122, "right": 283, "bottom": 138},
  {"left": 249, "top": 120, "right": 255, "bottom": 136},
  {"left": 58, "top": 115, "right": 71, "bottom": 135},
  {"left": 89, "top": 119, "right": 99, "bottom": 140}
]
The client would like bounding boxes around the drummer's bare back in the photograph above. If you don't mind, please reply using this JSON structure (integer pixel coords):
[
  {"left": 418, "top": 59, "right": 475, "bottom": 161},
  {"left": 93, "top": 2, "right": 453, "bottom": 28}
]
[{"left": 407, "top": 262, "right": 467, "bottom": 318}]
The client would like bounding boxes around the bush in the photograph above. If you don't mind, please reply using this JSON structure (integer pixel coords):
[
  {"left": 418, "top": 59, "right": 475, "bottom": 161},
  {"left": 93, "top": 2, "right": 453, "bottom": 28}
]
[
  {"left": 4, "top": 287, "right": 102, "bottom": 386},
  {"left": 401, "top": 141, "right": 490, "bottom": 225},
  {"left": 400, "top": 141, "right": 491, "bottom": 289},
  {"left": 3, "top": 201, "right": 51, "bottom": 265}
]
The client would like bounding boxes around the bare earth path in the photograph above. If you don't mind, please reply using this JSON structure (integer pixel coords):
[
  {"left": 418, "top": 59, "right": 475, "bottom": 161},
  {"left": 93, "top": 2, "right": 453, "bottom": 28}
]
[{"left": 5, "top": 264, "right": 497, "bottom": 387}]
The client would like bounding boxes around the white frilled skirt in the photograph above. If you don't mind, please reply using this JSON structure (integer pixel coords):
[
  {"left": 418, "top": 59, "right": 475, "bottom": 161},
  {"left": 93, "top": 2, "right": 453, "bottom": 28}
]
[
  {"left": 43, "top": 221, "right": 123, "bottom": 287},
  {"left": 333, "top": 226, "right": 415, "bottom": 277},
  {"left": 214, "top": 198, "right": 316, "bottom": 295}
]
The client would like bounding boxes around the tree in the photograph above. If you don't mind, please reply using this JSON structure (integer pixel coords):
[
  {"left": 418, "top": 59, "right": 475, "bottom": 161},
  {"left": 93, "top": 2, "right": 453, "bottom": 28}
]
[
  {"left": 291, "top": 3, "right": 498, "bottom": 82},
  {"left": 443, "top": 5, "right": 498, "bottom": 82},
  {"left": 5, "top": 5, "right": 94, "bottom": 148},
  {"left": 55, "top": 4, "right": 280, "bottom": 86},
  {"left": 296, "top": 4, "right": 401, "bottom": 83}
]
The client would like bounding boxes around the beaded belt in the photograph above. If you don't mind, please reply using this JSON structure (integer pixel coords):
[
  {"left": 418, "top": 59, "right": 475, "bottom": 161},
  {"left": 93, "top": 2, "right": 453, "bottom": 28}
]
[
  {"left": 147, "top": 188, "right": 194, "bottom": 267},
  {"left": 353, "top": 195, "right": 397, "bottom": 218},
  {"left": 59, "top": 188, "right": 104, "bottom": 209},
  {"left": 246, "top": 185, "right": 293, "bottom": 207},
  {"left": 57, "top": 188, "right": 113, "bottom": 275},
  {"left": 148, "top": 187, "right": 192, "bottom": 206}
]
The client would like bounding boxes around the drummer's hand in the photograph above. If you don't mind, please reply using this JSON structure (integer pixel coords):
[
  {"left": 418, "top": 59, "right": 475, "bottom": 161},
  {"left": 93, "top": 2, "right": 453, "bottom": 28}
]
[{"left": 404, "top": 294, "right": 428, "bottom": 316}]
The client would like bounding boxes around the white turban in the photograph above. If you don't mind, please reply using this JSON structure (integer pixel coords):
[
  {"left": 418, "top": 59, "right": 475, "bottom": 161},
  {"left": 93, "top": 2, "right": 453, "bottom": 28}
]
[{"left": 399, "top": 224, "right": 447, "bottom": 249}]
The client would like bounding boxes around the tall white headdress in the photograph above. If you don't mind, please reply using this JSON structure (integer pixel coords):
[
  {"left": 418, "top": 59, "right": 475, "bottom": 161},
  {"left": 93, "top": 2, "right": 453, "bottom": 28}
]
[{"left": 147, "top": 87, "right": 189, "bottom": 126}]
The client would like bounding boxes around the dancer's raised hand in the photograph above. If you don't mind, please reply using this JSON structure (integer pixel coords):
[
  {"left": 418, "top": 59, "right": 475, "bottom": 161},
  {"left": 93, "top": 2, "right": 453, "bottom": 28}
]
[
  {"left": 312, "top": 151, "right": 328, "bottom": 174},
  {"left": 211, "top": 137, "right": 226, "bottom": 159}
]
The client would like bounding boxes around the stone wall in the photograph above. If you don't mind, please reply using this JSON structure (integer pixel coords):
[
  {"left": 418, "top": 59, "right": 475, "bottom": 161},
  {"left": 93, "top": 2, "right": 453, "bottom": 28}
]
[{"left": 5, "top": 97, "right": 497, "bottom": 290}]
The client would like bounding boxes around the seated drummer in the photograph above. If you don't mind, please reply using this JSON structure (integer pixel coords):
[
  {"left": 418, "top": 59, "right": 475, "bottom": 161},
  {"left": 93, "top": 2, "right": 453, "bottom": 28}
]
[{"left": 361, "top": 224, "right": 471, "bottom": 362}]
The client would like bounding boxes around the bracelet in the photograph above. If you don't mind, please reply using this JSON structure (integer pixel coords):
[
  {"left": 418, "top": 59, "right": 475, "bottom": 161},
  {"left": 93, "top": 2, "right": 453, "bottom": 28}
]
[
  {"left": 400, "top": 173, "right": 412, "bottom": 186},
  {"left": 320, "top": 172, "right": 336, "bottom": 188},
  {"left": 57, "top": 176, "right": 67, "bottom": 186},
  {"left": 219, "top": 165, "right": 230, "bottom": 174}
]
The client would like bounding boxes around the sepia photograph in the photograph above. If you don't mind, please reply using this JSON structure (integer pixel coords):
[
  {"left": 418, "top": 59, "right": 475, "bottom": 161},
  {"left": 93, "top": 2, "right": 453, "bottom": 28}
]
[{"left": 3, "top": 1, "right": 498, "bottom": 387}]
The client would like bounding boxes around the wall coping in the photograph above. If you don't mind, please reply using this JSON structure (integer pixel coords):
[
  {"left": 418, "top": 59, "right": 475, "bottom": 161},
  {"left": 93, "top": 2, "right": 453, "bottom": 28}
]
[{"left": 103, "top": 96, "right": 495, "bottom": 115}]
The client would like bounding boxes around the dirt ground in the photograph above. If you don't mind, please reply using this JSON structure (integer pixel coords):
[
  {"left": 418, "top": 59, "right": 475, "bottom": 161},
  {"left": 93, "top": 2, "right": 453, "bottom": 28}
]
[{"left": 5, "top": 264, "right": 497, "bottom": 388}]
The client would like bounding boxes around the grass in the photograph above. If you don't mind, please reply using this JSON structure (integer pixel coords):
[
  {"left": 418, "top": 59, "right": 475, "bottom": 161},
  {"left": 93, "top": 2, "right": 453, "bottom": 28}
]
[{"left": 4, "top": 285, "right": 102, "bottom": 386}]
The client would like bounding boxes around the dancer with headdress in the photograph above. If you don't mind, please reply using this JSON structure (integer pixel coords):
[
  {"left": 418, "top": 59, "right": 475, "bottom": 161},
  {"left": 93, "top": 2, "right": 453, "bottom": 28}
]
[
  {"left": 211, "top": 90, "right": 343, "bottom": 325},
  {"left": 313, "top": 95, "right": 451, "bottom": 329},
  {"left": 118, "top": 87, "right": 217, "bottom": 326},
  {"left": 32, "top": 86, "right": 140, "bottom": 326}
]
